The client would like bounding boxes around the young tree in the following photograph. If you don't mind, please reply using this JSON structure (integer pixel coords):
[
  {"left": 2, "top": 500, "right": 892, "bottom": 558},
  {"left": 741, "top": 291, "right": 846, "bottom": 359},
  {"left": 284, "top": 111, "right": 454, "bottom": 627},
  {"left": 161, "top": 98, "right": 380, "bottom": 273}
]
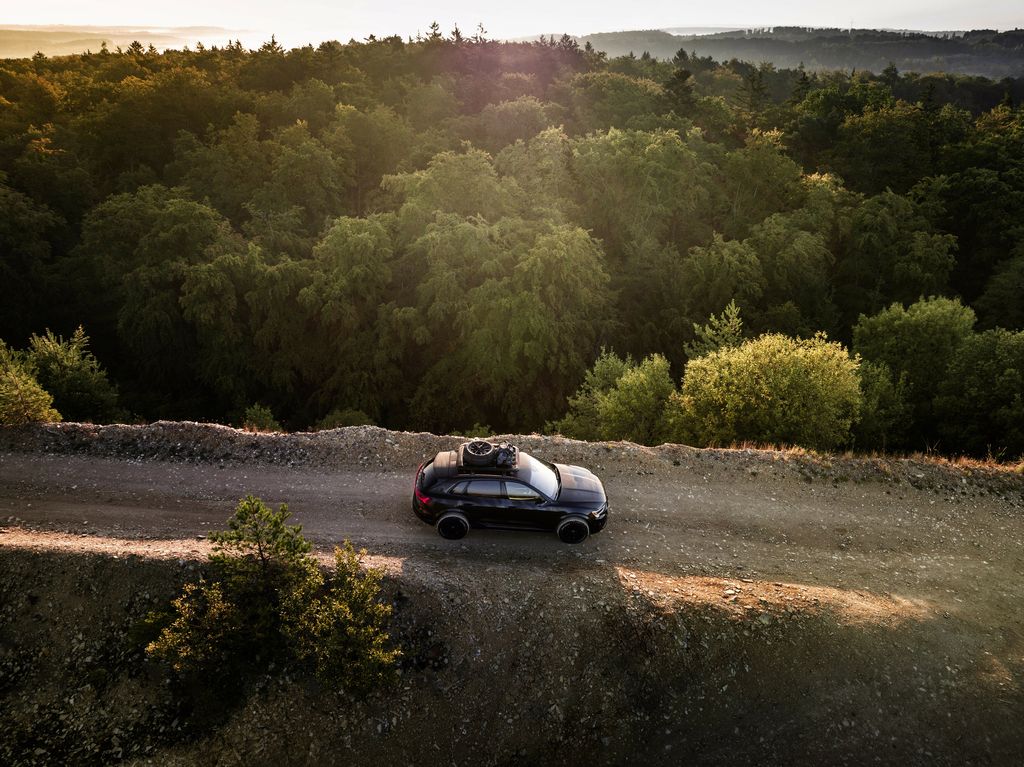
[
  {"left": 595, "top": 353, "right": 675, "bottom": 445},
  {"left": 684, "top": 300, "right": 745, "bottom": 359},
  {"left": 26, "top": 326, "right": 121, "bottom": 423},
  {"left": 852, "top": 361, "right": 911, "bottom": 452},
  {"left": 550, "top": 348, "right": 632, "bottom": 441},
  {"left": 0, "top": 341, "right": 61, "bottom": 426},
  {"left": 148, "top": 496, "right": 400, "bottom": 692}
]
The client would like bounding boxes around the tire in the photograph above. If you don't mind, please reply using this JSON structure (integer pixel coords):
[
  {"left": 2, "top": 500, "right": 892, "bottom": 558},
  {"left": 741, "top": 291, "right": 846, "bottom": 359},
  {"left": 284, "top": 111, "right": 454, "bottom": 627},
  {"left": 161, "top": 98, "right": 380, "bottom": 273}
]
[
  {"left": 437, "top": 511, "right": 470, "bottom": 540},
  {"left": 556, "top": 516, "right": 590, "bottom": 544},
  {"left": 462, "top": 440, "right": 496, "bottom": 467}
]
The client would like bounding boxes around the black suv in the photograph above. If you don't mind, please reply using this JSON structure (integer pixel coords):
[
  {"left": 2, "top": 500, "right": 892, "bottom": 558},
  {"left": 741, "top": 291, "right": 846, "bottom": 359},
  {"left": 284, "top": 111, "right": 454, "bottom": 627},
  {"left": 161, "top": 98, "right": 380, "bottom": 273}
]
[{"left": 412, "top": 440, "right": 609, "bottom": 544}]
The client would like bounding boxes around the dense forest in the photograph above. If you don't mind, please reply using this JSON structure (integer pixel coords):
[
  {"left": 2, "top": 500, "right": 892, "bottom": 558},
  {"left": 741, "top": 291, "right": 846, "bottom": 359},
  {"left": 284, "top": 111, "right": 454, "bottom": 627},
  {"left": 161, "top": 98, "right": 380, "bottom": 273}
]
[
  {"left": 581, "top": 27, "right": 1024, "bottom": 79},
  {"left": 1, "top": 29, "right": 1023, "bottom": 457}
]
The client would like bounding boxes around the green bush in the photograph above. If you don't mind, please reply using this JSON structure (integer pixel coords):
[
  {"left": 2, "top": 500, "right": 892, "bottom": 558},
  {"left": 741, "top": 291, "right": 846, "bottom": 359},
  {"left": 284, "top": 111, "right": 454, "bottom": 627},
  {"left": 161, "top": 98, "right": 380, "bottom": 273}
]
[
  {"left": 0, "top": 341, "right": 61, "bottom": 426},
  {"left": 26, "top": 326, "right": 122, "bottom": 423},
  {"left": 550, "top": 348, "right": 632, "bottom": 442},
  {"left": 934, "top": 329, "right": 1024, "bottom": 458},
  {"left": 147, "top": 496, "right": 400, "bottom": 694},
  {"left": 668, "top": 333, "right": 862, "bottom": 450},
  {"left": 551, "top": 350, "right": 674, "bottom": 445},
  {"left": 316, "top": 407, "right": 375, "bottom": 429},
  {"left": 853, "top": 361, "right": 912, "bottom": 452},
  {"left": 241, "top": 403, "right": 282, "bottom": 432},
  {"left": 284, "top": 542, "right": 403, "bottom": 690},
  {"left": 852, "top": 297, "right": 975, "bottom": 428},
  {"left": 595, "top": 353, "right": 675, "bottom": 445}
]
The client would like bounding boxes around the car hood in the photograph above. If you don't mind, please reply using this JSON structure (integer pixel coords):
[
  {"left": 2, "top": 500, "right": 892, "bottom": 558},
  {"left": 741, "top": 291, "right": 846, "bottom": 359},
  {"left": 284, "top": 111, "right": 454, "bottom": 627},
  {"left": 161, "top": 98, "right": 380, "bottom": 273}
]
[{"left": 554, "top": 463, "right": 606, "bottom": 503}]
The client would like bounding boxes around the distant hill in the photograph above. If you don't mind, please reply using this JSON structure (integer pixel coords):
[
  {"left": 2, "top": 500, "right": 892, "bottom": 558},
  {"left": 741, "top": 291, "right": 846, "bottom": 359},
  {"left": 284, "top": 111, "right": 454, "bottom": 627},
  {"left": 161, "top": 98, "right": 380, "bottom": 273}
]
[
  {"left": 578, "top": 26, "right": 1024, "bottom": 78},
  {"left": 0, "top": 25, "right": 238, "bottom": 58}
]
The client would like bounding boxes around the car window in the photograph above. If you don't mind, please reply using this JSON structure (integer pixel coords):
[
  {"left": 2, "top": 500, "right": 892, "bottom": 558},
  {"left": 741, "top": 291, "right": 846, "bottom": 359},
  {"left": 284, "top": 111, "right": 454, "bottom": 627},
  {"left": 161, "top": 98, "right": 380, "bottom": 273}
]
[
  {"left": 449, "top": 481, "right": 469, "bottom": 494},
  {"left": 505, "top": 481, "right": 540, "bottom": 501},
  {"left": 519, "top": 453, "right": 558, "bottom": 498},
  {"left": 465, "top": 479, "right": 503, "bottom": 498}
]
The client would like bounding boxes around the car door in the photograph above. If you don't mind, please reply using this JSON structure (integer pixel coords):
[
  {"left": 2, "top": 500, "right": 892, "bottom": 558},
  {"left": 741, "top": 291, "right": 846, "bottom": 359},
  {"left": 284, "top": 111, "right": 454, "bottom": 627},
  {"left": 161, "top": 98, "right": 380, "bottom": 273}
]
[
  {"left": 502, "top": 480, "right": 549, "bottom": 530},
  {"left": 462, "top": 479, "right": 505, "bottom": 528}
]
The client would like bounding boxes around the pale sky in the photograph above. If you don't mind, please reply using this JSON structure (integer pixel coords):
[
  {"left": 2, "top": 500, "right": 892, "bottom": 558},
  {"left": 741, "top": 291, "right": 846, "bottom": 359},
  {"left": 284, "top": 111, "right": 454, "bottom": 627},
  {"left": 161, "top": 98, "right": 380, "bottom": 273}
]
[{"left": 4, "top": 1, "right": 1022, "bottom": 47}]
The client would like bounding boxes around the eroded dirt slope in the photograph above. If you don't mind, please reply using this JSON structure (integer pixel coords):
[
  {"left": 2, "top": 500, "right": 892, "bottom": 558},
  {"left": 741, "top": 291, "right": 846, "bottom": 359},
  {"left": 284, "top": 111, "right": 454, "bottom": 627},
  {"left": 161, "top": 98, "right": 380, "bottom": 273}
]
[{"left": 1, "top": 422, "right": 1022, "bottom": 765}]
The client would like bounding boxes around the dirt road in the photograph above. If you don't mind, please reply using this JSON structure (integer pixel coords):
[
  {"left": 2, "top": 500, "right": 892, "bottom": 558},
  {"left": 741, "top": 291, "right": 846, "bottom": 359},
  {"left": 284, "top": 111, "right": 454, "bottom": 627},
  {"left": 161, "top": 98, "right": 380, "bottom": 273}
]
[
  {"left": 1, "top": 423, "right": 1023, "bottom": 765},
  {"left": 2, "top": 439, "right": 1022, "bottom": 625}
]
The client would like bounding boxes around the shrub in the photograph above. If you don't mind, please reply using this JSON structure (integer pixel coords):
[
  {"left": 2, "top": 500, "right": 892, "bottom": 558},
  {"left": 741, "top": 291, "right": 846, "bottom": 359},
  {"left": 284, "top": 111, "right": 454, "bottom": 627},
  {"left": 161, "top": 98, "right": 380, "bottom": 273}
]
[
  {"left": 147, "top": 496, "right": 400, "bottom": 694},
  {"left": 316, "top": 407, "right": 375, "bottom": 429},
  {"left": 284, "top": 542, "right": 402, "bottom": 691},
  {"left": 934, "top": 328, "right": 1024, "bottom": 458},
  {"left": 853, "top": 361, "right": 912, "bottom": 452},
  {"left": 551, "top": 350, "right": 674, "bottom": 445},
  {"left": 26, "top": 326, "right": 121, "bottom": 423},
  {"left": 668, "top": 333, "right": 861, "bottom": 450},
  {"left": 595, "top": 353, "right": 675, "bottom": 445},
  {"left": 852, "top": 297, "right": 975, "bottom": 429},
  {"left": 241, "top": 403, "right": 282, "bottom": 432},
  {"left": 550, "top": 348, "right": 631, "bottom": 442},
  {"left": 0, "top": 341, "right": 61, "bottom": 426}
]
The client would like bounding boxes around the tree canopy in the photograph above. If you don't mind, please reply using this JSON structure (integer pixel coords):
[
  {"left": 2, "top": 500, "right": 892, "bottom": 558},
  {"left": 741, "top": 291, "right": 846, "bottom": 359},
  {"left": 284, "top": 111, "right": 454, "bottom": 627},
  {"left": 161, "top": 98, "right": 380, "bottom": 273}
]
[{"left": 2, "top": 33, "right": 1023, "bottom": 455}]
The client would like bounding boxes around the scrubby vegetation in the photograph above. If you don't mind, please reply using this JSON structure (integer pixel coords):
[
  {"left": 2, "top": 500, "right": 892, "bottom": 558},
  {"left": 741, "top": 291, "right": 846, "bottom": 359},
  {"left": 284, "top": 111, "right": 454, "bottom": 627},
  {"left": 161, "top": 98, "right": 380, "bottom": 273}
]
[
  {"left": 0, "top": 340, "right": 61, "bottom": 426},
  {"left": 2, "top": 30, "right": 1023, "bottom": 456},
  {"left": 669, "top": 333, "right": 862, "bottom": 451},
  {"left": 147, "top": 495, "right": 399, "bottom": 694}
]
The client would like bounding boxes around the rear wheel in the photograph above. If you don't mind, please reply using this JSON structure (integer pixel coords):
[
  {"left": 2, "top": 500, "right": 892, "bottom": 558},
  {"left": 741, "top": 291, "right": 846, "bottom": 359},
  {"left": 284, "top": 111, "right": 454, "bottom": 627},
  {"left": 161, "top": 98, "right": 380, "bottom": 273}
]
[
  {"left": 556, "top": 517, "right": 590, "bottom": 544},
  {"left": 437, "top": 511, "right": 470, "bottom": 540}
]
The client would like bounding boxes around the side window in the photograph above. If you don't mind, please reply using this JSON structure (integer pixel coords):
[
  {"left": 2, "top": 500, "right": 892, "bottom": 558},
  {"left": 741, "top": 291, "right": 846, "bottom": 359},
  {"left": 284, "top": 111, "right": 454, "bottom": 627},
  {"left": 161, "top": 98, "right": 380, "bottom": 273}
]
[
  {"left": 505, "top": 482, "right": 541, "bottom": 501},
  {"left": 465, "top": 480, "right": 503, "bottom": 498},
  {"left": 449, "top": 481, "right": 469, "bottom": 495}
]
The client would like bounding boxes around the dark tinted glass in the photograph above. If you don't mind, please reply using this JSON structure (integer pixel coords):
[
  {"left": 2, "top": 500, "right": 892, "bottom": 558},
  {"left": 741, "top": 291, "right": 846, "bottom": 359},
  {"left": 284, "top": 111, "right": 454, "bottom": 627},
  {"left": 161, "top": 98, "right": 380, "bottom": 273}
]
[{"left": 466, "top": 480, "right": 503, "bottom": 497}]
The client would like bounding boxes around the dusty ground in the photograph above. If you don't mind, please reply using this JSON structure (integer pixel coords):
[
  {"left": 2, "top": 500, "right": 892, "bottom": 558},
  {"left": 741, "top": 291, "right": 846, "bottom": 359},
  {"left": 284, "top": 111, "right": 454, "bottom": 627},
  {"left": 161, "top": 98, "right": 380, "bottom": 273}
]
[{"left": 0, "top": 422, "right": 1022, "bottom": 765}]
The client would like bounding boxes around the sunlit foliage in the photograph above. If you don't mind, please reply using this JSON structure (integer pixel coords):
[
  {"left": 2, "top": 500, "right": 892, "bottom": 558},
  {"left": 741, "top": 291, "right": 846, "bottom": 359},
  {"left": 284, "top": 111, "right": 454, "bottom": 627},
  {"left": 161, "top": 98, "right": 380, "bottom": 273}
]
[{"left": 1, "top": 34, "right": 1023, "bottom": 455}]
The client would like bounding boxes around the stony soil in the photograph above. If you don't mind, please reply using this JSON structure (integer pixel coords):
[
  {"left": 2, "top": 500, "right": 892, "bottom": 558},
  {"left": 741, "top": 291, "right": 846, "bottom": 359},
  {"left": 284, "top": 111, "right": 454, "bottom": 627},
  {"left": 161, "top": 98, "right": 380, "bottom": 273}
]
[{"left": 1, "top": 422, "right": 1022, "bottom": 766}]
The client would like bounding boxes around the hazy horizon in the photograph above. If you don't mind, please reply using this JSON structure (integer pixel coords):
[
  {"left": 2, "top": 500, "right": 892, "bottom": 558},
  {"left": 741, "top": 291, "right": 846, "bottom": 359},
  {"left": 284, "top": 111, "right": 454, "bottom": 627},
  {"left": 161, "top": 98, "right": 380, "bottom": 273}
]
[{"left": 3, "top": 0, "right": 1021, "bottom": 50}]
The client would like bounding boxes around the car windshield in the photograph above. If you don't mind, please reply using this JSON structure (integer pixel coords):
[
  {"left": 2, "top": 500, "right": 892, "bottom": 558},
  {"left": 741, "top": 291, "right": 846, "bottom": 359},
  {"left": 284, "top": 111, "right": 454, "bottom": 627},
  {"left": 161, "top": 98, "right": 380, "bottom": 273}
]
[{"left": 519, "top": 453, "right": 559, "bottom": 499}]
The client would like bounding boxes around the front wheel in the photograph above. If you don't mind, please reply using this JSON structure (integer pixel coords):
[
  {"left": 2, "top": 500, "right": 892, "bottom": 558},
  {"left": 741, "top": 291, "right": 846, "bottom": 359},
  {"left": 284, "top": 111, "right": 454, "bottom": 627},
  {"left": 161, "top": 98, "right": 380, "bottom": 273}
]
[
  {"left": 556, "top": 517, "right": 590, "bottom": 544},
  {"left": 437, "top": 511, "right": 470, "bottom": 540}
]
